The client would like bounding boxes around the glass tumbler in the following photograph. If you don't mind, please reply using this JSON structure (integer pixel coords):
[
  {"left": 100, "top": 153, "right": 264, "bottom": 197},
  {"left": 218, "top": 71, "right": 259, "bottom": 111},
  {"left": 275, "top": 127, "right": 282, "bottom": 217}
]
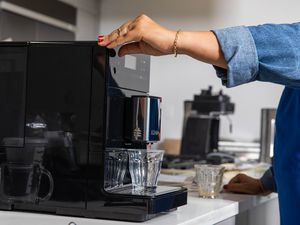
[
  {"left": 128, "top": 149, "right": 164, "bottom": 191},
  {"left": 194, "top": 164, "right": 225, "bottom": 199},
  {"left": 104, "top": 149, "right": 128, "bottom": 189}
]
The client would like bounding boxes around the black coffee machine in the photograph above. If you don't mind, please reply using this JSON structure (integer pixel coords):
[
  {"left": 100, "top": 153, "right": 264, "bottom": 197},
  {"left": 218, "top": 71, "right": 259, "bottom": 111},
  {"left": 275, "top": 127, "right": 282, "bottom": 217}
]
[
  {"left": 0, "top": 42, "right": 187, "bottom": 221},
  {"left": 181, "top": 86, "right": 234, "bottom": 161}
]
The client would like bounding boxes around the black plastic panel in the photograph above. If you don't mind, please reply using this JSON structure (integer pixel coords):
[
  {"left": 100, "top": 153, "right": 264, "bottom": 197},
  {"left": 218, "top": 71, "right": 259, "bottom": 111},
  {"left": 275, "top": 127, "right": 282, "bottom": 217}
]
[
  {"left": 0, "top": 46, "right": 27, "bottom": 147},
  {"left": 25, "top": 43, "right": 93, "bottom": 208}
]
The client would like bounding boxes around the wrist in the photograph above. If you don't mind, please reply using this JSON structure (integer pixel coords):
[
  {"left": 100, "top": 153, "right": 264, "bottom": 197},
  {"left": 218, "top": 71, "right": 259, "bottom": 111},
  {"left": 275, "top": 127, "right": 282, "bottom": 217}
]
[
  {"left": 176, "top": 31, "right": 198, "bottom": 55},
  {"left": 175, "top": 31, "right": 209, "bottom": 56},
  {"left": 173, "top": 30, "right": 181, "bottom": 57},
  {"left": 164, "top": 29, "right": 177, "bottom": 55},
  {"left": 170, "top": 30, "right": 192, "bottom": 56},
  {"left": 257, "top": 179, "right": 272, "bottom": 195}
]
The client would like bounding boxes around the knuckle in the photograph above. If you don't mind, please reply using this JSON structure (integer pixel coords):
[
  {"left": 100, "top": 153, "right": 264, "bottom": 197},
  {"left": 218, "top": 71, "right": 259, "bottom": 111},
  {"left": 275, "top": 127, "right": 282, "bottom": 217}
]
[
  {"left": 120, "top": 23, "right": 127, "bottom": 30},
  {"left": 136, "top": 14, "right": 150, "bottom": 24},
  {"left": 240, "top": 173, "right": 247, "bottom": 179},
  {"left": 122, "top": 26, "right": 129, "bottom": 35},
  {"left": 138, "top": 14, "right": 148, "bottom": 20},
  {"left": 238, "top": 173, "right": 245, "bottom": 178},
  {"left": 128, "top": 23, "right": 134, "bottom": 31},
  {"left": 108, "top": 33, "right": 116, "bottom": 41},
  {"left": 107, "top": 36, "right": 113, "bottom": 42}
]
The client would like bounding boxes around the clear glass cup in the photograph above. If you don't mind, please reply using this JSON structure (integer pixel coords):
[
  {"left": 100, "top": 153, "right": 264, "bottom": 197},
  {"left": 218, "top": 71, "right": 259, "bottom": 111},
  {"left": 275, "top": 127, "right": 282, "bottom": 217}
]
[
  {"left": 194, "top": 164, "right": 225, "bottom": 199},
  {"left": 128, "top": 149, "right": 164, "bottom": 191},
  {"left": 104, "top": 149, "right": 128, "bottom": 189},
  {"left": 0, "top": 163, "right": 54, "bottom": 203}
]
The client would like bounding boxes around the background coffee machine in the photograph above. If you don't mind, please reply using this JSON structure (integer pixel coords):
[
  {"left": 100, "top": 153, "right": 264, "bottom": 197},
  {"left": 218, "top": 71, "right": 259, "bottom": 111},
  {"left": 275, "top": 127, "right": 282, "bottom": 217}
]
[
  {"left": 181, "top": 86, "right": 235, "bottom": 162},
  {"left": 0, "top": 42, "right": 187, "bottom": 222}
]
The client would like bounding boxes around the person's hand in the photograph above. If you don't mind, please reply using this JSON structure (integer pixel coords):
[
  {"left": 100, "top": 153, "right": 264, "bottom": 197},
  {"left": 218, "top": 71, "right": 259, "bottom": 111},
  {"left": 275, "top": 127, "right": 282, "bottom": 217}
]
[
  {"left": 223, "top": 173, "right": 271, "bottom": 195},
  {"left": 98, "top": 14, "right": 176, "bottom": 57}
]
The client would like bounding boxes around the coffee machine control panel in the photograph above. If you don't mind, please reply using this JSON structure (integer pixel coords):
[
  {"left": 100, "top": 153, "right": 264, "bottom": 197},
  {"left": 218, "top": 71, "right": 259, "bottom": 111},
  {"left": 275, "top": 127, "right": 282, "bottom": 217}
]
[{"left": 108, "top": 49, "right": 150, "bottom": 93}]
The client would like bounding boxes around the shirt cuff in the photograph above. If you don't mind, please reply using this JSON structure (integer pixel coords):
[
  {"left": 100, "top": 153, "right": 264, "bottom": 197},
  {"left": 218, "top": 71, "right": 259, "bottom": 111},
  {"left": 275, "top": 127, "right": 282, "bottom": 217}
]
[
  {"left": 260, "top": 167, "right": 277, "bottom": 192},
  {"left": 212, "top": 26, "right": 259, "bottom": 87}
]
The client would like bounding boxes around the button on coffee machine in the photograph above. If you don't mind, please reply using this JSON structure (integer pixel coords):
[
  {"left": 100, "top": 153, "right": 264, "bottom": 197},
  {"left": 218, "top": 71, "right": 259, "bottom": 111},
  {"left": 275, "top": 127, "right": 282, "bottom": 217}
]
[{"left": 0, "top": 42, "right": 187, "bottom": 221}]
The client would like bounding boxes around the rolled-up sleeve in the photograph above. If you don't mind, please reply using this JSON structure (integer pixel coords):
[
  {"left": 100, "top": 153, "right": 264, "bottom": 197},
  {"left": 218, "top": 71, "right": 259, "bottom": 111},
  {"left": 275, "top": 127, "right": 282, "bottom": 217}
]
[
  {"left": 212, "top": 26, "right": 259, "bottom": 87},
  {"left": 212, "top": 23, "right": 300, "bottom": 88},
  {"left": 260, "top": 167, "right": 277, "bottom": 192}
]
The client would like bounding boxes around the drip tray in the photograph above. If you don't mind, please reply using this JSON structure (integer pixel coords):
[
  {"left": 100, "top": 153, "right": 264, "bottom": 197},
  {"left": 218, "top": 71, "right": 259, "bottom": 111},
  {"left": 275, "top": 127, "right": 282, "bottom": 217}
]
[{"left": 107, "top": 184, "right": 183, "bottom": 197}]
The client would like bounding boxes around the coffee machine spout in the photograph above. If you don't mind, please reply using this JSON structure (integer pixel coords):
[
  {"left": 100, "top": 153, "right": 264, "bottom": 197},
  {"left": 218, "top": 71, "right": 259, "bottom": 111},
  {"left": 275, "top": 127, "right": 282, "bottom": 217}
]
[{"left": 131, "top": 96, "right": 162, "bottom": 143}]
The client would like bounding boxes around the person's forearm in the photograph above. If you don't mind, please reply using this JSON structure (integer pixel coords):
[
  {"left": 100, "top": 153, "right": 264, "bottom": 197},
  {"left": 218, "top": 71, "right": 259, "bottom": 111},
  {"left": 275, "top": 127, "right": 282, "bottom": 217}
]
[{"left": 177, "top": 31, "right": 227, "bottom": 69}]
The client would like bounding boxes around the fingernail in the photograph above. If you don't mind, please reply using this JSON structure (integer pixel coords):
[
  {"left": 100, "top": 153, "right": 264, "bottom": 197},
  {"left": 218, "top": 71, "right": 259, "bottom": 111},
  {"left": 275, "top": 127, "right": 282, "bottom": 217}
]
[
  {"left": 98, "top": 39, "right": 104, "bottom": 43},
  {"left": 223, "top": 185, "right": 228, "bottom": 189},
  {"left": 98, "top": 35, "right": 104, "bottom": 39}
]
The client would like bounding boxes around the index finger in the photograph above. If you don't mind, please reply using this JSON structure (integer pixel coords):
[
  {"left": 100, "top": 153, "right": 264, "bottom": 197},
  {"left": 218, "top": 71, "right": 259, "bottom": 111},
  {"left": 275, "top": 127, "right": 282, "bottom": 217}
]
[{"left": 98, "top": 20, "right": 133, "bottom": 46}]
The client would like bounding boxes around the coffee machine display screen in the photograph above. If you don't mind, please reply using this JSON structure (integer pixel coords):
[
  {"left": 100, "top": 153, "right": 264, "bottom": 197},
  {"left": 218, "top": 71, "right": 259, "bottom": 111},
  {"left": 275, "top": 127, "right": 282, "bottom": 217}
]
[
  {"left": 125, "top": 55, "right": 136, "bottom": 70},
  {"left": 109, "top": 53, "right": 150, "bottom": 93}
]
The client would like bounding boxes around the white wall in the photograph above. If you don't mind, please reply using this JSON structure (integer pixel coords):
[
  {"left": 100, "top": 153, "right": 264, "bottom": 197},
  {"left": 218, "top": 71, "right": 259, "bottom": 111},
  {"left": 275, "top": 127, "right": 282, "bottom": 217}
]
[
  {"left": 59, "top": 0, "right": 100, "bottom": 40},
  {"left": 98, "top": 0, "right": 300, "bottom": 142}
]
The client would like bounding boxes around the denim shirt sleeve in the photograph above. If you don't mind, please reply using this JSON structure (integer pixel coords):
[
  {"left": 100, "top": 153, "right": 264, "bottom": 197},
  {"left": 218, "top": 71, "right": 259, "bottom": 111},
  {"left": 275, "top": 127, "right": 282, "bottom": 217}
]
[
  {"left": 260, "top": 167, "right": 277, "bottom": 192},
  {"left": 212, "top": 23, "right": 300, "bottom": 88}
]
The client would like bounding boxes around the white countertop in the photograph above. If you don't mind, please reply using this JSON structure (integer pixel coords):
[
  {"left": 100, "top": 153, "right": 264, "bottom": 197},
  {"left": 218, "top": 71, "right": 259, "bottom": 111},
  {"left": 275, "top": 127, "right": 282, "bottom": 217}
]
[{"left": 0, "top": 192, "right": 278, "bottom": 225}]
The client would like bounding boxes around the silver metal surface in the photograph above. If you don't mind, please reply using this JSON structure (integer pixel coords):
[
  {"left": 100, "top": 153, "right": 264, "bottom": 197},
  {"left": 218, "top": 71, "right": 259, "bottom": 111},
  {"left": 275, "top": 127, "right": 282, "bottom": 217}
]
[
  {"left": 218, "top": 140, "right": 260, "bottom": 161},
  {"left": 259, "top": 108, "right": 276, "bottom": 163},
  {"left": 131, "top": 96, "right": 161, "bottom": 143}
]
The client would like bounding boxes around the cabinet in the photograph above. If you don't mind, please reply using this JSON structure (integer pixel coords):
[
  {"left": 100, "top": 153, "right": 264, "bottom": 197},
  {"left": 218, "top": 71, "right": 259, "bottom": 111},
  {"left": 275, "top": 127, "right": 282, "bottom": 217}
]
[
  {"left": 0, "top": 0, "right": 76, "bottom": 41},
  {"left": 0, "top": 10, "right": 75, "bottom": 41}
]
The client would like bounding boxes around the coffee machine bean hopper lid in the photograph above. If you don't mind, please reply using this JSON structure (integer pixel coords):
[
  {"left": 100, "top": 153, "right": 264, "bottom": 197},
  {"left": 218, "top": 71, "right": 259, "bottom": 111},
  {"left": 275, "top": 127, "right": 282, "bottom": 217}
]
[{"left": 192, "top": 86, "right": 234, "bottom": 115}]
